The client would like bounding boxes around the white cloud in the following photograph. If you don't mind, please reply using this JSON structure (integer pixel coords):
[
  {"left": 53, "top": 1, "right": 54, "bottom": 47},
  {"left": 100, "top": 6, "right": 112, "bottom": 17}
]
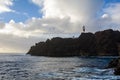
[
  {"left": 103, "top": 3, "right": 120, "bottom": 24},
  {"left": 0, "top": 17, "right": 81, "bottom": 38},
  {"left": 101, "top": 3, "right": 120, "bottom": 30},
  {"left": 102, "top": 14, "right": 109, "bottom": 19},
  {"left": 0, "top": 33, "right": 46, "bottom": 53},
  {"left": 0, "top": 18, "right": 80, "bottom": 53},
  {"left": 0, "top": 21, "right": 5, "bottom": 29},
  {"left": 0, "top": 0, "right": 14, "bottom": 13},
  {"left": 0, "top": 0, "right": 104, "bottom": 53},
  {"left": 30, "top": 0, "right": 105, "bottom": 33},
  {"left": 32, "top": 0, "right": 104, "bottom": 23}
]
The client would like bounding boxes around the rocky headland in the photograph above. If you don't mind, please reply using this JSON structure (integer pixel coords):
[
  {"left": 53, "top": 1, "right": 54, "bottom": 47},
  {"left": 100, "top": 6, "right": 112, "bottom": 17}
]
[{"left": 27, "top": 29, "right": 120, "bottom": 57}]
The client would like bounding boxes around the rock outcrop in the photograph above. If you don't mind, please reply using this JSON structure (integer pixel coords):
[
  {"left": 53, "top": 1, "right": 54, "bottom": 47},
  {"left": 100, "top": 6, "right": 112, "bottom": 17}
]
[
  {"left": 95, "top": 29, "right": 120, "bottom": 56},
  {"left": 107, "top": 58, "right": 120, "bottom": 75},
  {"left": 27, "top": 29, "right": 120, "bottom": 57}
]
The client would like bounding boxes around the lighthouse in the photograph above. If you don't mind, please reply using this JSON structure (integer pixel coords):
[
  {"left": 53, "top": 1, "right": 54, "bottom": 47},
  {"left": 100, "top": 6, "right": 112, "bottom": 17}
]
[{"left": 83, "top": 26, "right": 85, "bottom": 33}]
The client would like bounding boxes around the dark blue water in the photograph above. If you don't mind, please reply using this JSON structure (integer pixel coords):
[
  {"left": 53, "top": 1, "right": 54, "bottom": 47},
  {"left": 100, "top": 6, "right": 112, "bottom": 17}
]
[{"left": 0, "top": 54, "right": 119, "bottom": 80}]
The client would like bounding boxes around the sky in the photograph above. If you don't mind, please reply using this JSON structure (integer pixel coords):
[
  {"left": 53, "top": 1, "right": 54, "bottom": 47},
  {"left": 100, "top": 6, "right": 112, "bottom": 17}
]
[{"left": 0, "top": 0, "right": 120, "bottom": 53}]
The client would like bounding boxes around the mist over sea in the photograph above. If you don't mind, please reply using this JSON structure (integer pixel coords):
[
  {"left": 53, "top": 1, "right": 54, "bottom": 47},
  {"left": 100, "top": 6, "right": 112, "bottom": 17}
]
[{"left": 0, "top": 54, "right": 119, "bottom": 80}]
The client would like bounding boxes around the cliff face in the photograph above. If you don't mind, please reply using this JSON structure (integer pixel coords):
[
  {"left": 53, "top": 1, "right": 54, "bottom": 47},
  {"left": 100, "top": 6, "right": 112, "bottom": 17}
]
[
  {"left": 95, "top": 29, "right": 119, "bottom": 56},
  {"left": 28, "top": 38, "right": 80, "bottom": 57},
  {"left": 78, "top": 33, "right": 97, "bottom": 56},
  {"left": 27, "top": 29, "right": 120, "bottom": 57}
]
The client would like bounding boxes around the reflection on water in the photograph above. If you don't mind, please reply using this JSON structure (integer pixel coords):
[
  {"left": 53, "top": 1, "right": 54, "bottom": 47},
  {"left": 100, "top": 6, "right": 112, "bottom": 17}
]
[{"left": 0, "top": 54, "right": 119, "bottom": 80}]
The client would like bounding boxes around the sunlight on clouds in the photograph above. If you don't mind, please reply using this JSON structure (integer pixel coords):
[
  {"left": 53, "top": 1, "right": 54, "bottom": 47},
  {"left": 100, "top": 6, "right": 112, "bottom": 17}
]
[
  {"left": 32, "top": 0, "right": 104, "bottom": 23},
  {"left": 0, "top": 0, "right": 14, "bottom": 13},
  {"left": 102, "top": 14, "right": 109, "bottom": 19},
  {"left": 31, "top": 0, "right": 105, "bottom": 32},
  {"left": 0, "top": 19, "right": 47, "bottom": 38}
]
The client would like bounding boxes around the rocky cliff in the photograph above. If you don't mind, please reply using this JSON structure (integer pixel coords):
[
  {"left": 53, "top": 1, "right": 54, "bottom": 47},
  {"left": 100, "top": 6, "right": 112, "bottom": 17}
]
[{"left": 27, "top": 29, "right": 120, "bottom": 57}]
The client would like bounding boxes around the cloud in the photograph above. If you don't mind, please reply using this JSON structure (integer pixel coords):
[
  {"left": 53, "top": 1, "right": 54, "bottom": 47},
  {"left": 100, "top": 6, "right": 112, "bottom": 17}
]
[
  {"left": 32, "top": 0, "right": 104, "bottom": 23},
  {"left": 30, "top": 0, "right": 105, "bottom": 33},
  {"left": 103, "top": 3, "right": 120, "bottom": 24},
  {"left": 0, "top": 21, "right": 5, "bottom": 29},
  {"left": 0, "top": 18, "right": 80, "bottom": 38},
  {"left": 0, "top": 33, "right": 46, "bottom": 53},
  {"left": 101, "top": 3, "right": 120, "bottom": 30},
  {"left": 0, "top": 0, "right": 104, "bottom": 53},
  {"left": 24, "top": 17, "right": 81, "bottom": 33},
  {"left": 0, "top": 0, "right": 14, "bottom": 13},
  {"left": 0, "top": 18, "right": 80, "bottom": 53},
  {"left": 0, "top": 0, "right": 105, "bottom": 36}
]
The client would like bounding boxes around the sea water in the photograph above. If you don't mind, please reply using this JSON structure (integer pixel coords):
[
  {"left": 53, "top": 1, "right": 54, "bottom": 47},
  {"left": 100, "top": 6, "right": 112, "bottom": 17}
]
[{"left": 0, "top": 54, "right": 119, "bottom": 80}]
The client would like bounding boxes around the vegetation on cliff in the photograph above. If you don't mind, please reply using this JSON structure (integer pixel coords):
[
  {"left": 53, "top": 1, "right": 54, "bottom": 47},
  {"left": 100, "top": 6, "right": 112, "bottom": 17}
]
[{"left": 27, "top": 29, "right": 120, "bottom": 57}]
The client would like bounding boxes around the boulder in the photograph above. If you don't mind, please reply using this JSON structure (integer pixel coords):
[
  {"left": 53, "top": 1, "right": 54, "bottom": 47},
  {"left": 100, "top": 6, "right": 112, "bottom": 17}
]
[
  {"left": 114, "top": 66, "right": 120, "bottom": 75},
  {"left": 107, "top": 58, "right": 120, "bottom": 75},
  {"left": 107, "top": 58, "right": 119, "bottom": 68}
]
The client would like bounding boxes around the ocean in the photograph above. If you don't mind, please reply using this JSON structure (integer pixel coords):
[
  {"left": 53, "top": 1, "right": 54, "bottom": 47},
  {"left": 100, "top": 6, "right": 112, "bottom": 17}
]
[{"left": 0, "top": 54, "right": 119, "bottom": 80}]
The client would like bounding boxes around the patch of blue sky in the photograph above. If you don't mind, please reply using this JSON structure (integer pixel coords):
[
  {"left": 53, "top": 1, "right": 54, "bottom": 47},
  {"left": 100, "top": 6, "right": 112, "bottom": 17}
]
[{"left": 0, "top": 0, "right": 43, "bottom": 23}]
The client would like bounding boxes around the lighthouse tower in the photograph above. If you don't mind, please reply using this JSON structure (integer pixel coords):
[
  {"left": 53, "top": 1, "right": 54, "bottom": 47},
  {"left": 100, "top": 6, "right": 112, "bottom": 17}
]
[{"left": 83, "top": 26, "right": 85, "bottom": 33}]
